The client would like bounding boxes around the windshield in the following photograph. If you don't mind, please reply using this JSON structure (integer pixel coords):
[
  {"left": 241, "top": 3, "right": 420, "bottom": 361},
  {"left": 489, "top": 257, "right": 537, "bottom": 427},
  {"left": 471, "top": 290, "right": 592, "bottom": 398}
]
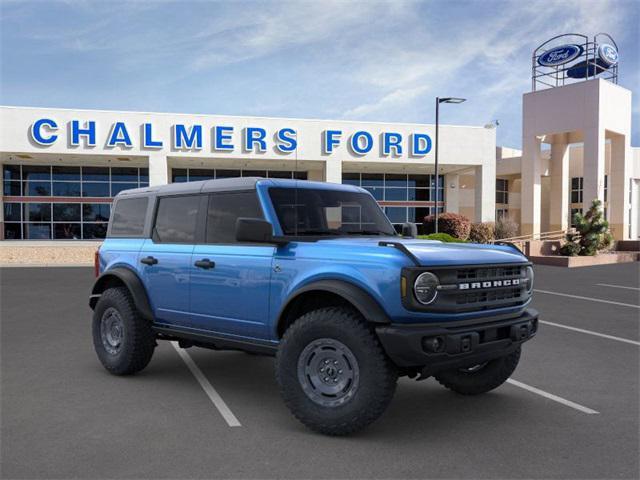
[{"left": 268, "top": 187, "right": 397, "bottom": 236}]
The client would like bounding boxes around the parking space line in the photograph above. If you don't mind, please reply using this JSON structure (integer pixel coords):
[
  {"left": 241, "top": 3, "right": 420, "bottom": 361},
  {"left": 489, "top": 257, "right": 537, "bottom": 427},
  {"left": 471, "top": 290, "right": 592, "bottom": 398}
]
[
  {"left": 540, "top": 320, "right": 640, "bottom": 346},
  {"left": 506, "top": 379, "right": 599, "bottom": 415},
  {"left": 534, "top": 289, "right": 640, "bottom": 309},
  {"left": 171, "top": 342, "right": 242, "bottom": 427},
  {"left": 596, "top": 283, "right": 640, "bottom": 291}
]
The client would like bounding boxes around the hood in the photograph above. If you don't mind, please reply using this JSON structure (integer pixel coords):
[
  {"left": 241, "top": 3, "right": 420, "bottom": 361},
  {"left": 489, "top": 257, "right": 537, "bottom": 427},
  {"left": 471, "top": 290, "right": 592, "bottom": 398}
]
[
  {"left": 315, "top": 237, "right": 527, "bottom": 266},
  {"left": 399, "top": 239, "right": 526, "bottom": 266}
]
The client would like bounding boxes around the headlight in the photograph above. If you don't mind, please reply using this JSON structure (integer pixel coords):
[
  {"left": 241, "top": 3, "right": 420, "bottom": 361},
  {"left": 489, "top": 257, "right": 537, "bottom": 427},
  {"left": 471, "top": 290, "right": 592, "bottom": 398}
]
[
  {"left": 414, "top": 272, "right": 439, "bottom": 305},
  {"left": 525, "top": 266, "right": 534, "bottom": 293}
]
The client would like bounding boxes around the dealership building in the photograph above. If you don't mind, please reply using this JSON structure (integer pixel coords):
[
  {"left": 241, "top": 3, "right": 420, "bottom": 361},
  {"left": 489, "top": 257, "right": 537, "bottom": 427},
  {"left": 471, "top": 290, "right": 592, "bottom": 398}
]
[{"left": 0, "top": 35, "right": 638, "bottom": 244}]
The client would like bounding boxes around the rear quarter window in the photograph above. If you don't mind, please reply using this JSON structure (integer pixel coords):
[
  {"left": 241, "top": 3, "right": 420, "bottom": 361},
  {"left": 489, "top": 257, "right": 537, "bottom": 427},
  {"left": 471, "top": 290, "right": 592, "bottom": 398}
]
[
  {"left": 153, "top": 195, "right": 200, "bottom": 244},
  {"left": 109, "top": 197, "right": 148, "bottom": 237}
]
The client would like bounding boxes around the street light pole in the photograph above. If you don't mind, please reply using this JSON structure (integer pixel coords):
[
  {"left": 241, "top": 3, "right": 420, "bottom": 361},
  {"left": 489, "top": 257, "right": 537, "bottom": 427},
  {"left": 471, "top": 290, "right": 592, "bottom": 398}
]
[
  {"left": 435, "top": 97, "right": 440, "bottom": 233},
  {"left": 433, "top": 96, "right": 466, "bottom": 234}
]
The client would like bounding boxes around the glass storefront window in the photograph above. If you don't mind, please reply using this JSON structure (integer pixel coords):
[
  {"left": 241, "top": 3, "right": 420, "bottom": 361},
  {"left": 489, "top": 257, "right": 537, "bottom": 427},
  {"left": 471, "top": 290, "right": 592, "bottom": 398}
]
[
  {"left": 410, "top": 189, "right": 430, "bottom": 201},
  {"left": 242, "top": 170, "right": 267, "bottom": 178},
  {"left": 4, "top": 202, "right": 21, "bottom": 221},
  {"left": 110, "top": 183, "right": 139, "bottom": 196},
  {"left": 215, "top": 169, "right": 241, "bottom": 178},
  {"left": 361, "top": 174, "right": 384, "bottom": 187},
  {"left": 52, "top": 166, "right": 80, "bottom": 181},
  {"left": 110, "top": 167, "right": 139, "bottom": 182},
  {"left": 267, "top": 171, "right": 294, "bottom": 178},
  {"left": 188, "top": 169, "right": 215, "bottom": 180},
  {"left": 82, "top": 167, "right": 110, "bottom": 182},
  {"left": 54, "top": 223, "right": 82, "bottom": 239},
  {"left": 363, "top": 186, "right": 384, "bottom": 200},
  {"left": 385, "top": 188, "right": 408, "bottom": 201},
  {"left": 83, "top": 223, "right": 108, "bottom": 239},
  {"left": 22, "top": 165, "right": 51, "bottom": 181},
  {"left": 385, "top": 207, "right": 407, "bottom": 223},
  {"left": 24, "top": 223, "right": 51, "bottom": 239},
  {"left": 82, "top": 182, "right": 110, "bottom": 197},
  {"left": 342, "top": 173, "right": 444, "bottom": 205},
  {"left": 384, "top": 174, "right": 408, "bottom": 187},
  {"left": 2, "top": 165, "right": 147, "bottom": 240},
  {"left": 4, "top": 223, "right": 22, "bottom": 239},
  {"left": 3, "top": 181, "right": 21, "bottom": 196},
  {"left": 26, "top": 203, "right": 51, "bottom": 222},
  {"left": 3, "top": 164, "right": 21, "bottom": 180},
  {"left": 53, "top": 204, "right": 81, "bottom": 222},
  {"left": 52, "top": 182, "right": 81, "bottom": 197},
  {"left": 171, "top": 168, "right": 308, "bottom": 182},
  {"left": 26, "top": 181, "right": 51, "bottom": 196},
  {"left": 83, "top": 204, "right": 110, "bottom": 222}
]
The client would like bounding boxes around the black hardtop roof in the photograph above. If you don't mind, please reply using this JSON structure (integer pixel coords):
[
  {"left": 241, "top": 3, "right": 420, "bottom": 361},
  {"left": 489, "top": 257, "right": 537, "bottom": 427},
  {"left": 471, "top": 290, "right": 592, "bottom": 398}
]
[
  {"left": 116, "top": 176, "right": 262, "bottom": 197},
  {"left": 114, "top": 177, "right": 360, "bottom": 198}
]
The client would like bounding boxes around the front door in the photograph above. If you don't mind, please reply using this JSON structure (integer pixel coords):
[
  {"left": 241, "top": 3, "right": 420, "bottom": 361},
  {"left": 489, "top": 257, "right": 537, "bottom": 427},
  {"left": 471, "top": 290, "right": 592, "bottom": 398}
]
[
  {"left": 189, "top": 190, "right": 274, "bottom": 339},
  {"left": 139, "top": 194, "right": 203, "bottom": 327}
]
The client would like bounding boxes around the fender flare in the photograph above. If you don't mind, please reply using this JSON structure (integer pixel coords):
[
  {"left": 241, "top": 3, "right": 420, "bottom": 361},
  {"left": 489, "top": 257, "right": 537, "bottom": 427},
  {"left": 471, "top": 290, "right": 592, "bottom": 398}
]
[
  {"left": 277, "top": 279, "right": 391, "bottom": 333},
  {"left": 89, "top": 267, "right": 154, "bottom": 321}
]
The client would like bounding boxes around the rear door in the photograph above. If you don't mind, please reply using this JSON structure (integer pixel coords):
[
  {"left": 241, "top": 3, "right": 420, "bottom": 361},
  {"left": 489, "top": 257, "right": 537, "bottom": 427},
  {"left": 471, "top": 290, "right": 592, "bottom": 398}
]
[
  {"left": 139, "top": 194, "right": 204, "bottom": 327},
  {"left": 189, "top": 190, "right": 274, "bottom": 339}
]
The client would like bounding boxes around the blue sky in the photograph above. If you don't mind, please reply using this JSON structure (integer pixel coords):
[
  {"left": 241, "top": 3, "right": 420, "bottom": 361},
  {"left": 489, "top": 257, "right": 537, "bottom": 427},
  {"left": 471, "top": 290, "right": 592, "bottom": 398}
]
[{"left": 1, "top": 0, "right": 638, "bottom": 148}]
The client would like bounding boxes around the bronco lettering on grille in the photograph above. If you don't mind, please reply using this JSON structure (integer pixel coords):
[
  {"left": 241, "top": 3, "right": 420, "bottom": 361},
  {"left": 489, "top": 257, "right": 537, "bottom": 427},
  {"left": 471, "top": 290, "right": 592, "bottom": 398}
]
[{"left": 458, "top": 279, "right": 520, "bottom": 290}]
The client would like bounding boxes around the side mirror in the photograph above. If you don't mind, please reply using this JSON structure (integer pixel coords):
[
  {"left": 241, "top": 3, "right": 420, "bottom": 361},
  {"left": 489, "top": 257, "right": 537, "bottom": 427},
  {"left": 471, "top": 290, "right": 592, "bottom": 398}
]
[
  {"left": 236, "top": 218, "right": 286, "bottom": 244},
  {"left": 401, "top": 222, "right": 417, "bottom": 238}
]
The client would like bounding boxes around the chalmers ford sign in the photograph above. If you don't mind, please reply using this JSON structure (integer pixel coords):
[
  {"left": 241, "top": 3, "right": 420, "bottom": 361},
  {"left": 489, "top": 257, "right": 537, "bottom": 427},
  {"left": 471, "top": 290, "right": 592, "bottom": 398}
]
[{"left": 29, "top": 118, "right": 434, "bottom": 157}]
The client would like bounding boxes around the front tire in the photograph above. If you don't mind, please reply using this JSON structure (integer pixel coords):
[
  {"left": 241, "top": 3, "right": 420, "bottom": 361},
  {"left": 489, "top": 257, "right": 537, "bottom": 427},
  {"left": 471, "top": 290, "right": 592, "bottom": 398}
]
[
  {"left": 275, "top": 307, "right": 398, "bottom": 436},
  {"left": 92, "top": 287, "right": 156, "bottom": 375},
  {"left": 434, "top": 348, "right": 521, "bottom": 395}
]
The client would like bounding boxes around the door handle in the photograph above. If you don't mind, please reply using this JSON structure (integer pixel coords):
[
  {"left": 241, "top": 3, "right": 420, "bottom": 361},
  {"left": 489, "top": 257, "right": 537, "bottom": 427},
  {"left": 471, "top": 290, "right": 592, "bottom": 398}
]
[
  {"left": 140, "top": 256, "right": 158, "bottom": 266},
  {"left": 194, "top": 259, "right": 215, "bottom": 269}
]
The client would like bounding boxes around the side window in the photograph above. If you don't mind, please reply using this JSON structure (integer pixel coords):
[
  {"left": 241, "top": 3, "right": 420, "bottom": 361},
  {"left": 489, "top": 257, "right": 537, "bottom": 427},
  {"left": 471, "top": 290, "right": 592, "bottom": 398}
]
[
  {"left": 153, "top": 195, "right": 200, "bottom": 244},
  {"left": 110, "top": 197, "right": 148, "bottom": 237},
  {"left": 206, "top": 191, "right": 263, "bottom": 244}
]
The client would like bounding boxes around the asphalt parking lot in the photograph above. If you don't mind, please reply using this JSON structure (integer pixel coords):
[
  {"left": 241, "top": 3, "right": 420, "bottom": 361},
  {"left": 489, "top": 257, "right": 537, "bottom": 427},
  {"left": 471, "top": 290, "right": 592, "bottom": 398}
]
[{"left": 1, "top": 263, "right": 639, "bottom": 479}]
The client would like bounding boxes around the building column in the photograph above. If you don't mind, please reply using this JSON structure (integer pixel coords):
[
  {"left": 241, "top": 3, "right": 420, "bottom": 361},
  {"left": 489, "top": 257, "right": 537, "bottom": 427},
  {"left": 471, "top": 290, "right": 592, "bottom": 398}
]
[
  {"left": 582, "top": 126, "right": 605, "bottom": 212},
  {"left": 148, "top": 153, "right": 169, "bottom": 186},
  {"left": 521, "top": 135, "right": 542, "bottom": 236},
  {"left": 445, "top": 173, "right": 459, "bottom": 214},
  {"left": 474, "top": 163, "right": 495, "bottom": 223},
  {"left": 324, "top": 159, "right": 342, "bottom": 184},
  {"left": 549, "top": 134, "right": 570, "bottom": 232},
  {"left": 609, "top": 134, "right": 631, "bottom": 240}
]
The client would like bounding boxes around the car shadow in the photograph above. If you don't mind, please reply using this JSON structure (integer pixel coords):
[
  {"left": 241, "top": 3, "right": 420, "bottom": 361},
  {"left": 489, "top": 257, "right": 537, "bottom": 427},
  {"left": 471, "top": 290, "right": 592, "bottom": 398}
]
[{"left": 167, "top": 347, "right": 543, "bottom": 440}]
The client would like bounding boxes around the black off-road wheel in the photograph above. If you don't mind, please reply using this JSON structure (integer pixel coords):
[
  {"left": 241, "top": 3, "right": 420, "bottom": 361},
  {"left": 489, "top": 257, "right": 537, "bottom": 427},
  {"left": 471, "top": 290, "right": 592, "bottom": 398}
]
[
  {"left": 92, "top": 287, "right": 156, "bottom": 375},
  {"left": 434, "top": 348, "right": 521, "bottom": 395},
  {"left": 275, "top": 307, "right": 398, "bottom": 436}
]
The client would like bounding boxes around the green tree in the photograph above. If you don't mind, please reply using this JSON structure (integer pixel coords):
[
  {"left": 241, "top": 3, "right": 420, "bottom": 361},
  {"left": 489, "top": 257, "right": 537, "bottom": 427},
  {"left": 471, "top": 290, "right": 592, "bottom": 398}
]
[{"left": 560, "top": 199, "right": 613, "bottom": 256}]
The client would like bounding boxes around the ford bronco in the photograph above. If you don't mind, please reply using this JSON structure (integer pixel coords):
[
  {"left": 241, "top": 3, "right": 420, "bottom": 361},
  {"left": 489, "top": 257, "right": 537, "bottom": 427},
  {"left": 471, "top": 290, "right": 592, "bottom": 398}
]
[{"left": 90, "top": 177, "right": 537, "bottom": 435}]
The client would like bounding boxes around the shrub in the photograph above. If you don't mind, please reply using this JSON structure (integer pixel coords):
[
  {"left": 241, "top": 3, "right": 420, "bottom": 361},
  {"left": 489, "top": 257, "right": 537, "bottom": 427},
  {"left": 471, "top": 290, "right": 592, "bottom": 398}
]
[
  {"left": 423, "top": 212, "right": 471, "bottom": 240},
  {"left": 469, "top": 222, "right": 495, "bottom": 244},
  {"left": 559, "top": 199, "right": 613, "bottom": 256},
  {"left": 418, "top": 233, "right": 466, "bottom": 243},
  {"left": 495, "top": 217, "right": 519, "bottom": 239}
]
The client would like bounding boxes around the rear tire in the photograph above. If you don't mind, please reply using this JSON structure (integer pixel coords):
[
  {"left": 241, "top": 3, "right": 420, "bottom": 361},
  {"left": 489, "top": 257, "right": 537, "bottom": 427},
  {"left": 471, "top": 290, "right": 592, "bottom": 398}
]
[
  {"left": 276, "top": 307, "right": 398, "bottom": 436},
  {"left": 434, "top": 348, "right": 521, "bottom": 395},
  {"left": 92, "top": 287, "right": 155, "bottom": 375}
]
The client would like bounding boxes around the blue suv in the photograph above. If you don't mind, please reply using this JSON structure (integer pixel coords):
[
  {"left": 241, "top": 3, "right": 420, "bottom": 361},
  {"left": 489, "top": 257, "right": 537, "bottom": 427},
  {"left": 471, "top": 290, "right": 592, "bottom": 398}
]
[{"left": 90, "top": 177, "right": 537, "bottom": 435}]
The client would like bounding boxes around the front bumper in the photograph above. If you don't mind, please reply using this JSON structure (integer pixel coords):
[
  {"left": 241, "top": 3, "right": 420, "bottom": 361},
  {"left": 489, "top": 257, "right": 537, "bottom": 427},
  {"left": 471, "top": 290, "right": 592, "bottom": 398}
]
[{"left": 376, "top": 309, "right": 538, "bottom": 374}]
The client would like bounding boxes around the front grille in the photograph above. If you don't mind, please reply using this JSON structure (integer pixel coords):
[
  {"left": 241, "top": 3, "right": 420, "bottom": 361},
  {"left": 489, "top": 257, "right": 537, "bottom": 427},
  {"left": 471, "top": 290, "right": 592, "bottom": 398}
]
[
  {"left": 457, "top": 265, "right": 522, "bottom": 281},
  {"left": 456, "top": 287, "right": 522, "bottom": 305},
  {"left": 402, "top": 263, "right": 532, "bottom": 313}
]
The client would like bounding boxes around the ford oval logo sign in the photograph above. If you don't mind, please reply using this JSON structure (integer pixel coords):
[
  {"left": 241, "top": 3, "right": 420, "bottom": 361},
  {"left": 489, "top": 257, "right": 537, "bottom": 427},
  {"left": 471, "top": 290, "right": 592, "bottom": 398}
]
[
  {"left": 598, "top": 43, "right": 618, "bottom": 66},
  {"left": 538, "top": 44, "right": 583, "bottom": 67}
]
